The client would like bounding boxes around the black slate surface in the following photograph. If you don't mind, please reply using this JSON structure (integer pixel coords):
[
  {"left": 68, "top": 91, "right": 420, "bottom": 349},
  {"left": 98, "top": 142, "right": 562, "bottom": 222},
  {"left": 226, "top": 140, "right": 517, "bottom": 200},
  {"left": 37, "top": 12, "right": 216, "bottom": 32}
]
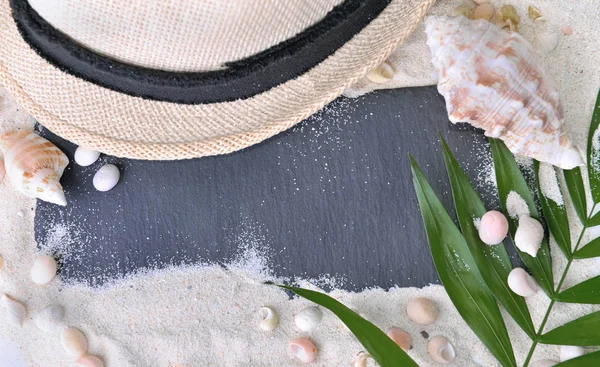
[{"left": 35, "top": 86, "right": 506, "bottom": 291}]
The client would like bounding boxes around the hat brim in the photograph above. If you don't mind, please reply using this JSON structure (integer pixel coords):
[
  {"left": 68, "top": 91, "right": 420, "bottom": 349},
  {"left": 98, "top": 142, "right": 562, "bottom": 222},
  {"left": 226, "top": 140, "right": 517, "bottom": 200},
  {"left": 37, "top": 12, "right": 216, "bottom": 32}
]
[{"left": 0, "top": 0, "right": 435, "bottom": 160}]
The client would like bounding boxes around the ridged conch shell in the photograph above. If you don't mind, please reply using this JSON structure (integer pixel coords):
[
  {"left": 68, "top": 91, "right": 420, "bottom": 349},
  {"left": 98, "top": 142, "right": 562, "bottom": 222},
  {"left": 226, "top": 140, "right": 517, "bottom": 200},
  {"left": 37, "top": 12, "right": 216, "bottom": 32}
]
[
  {"left": 1, "top": 293, "right": 27, "bottom": 326},
  {"left": 425, "top": 16, "right": 582, "bottom": 169},
  {"left": 0, "top": 131, "right": 69, "bottom": 205}
]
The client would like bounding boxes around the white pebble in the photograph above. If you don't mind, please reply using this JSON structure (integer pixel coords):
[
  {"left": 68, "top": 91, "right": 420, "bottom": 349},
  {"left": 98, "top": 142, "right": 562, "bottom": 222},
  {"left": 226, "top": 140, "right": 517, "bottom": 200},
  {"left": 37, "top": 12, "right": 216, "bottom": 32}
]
[
  {"left": 93, "top": 164, "right": 120, "bottom": 192},
  {"left": 1, "top": 293, "right": 27, "bottom": 327},
  {"left": 508, "top": 268, "right": 539, "bottom": 297},
  {"left": 560, "top": 346, "right": 585, "bottom": 361},
  {"left": 31, "top": 255, "right": 58, "bottom": 285},
  {"left": 514, "top": 215, "right": 544, "bottom": 257},
  {"left": 35, "top": 304, "right": 65, "bottom": 333},
  {"left": 295, "top": 307, "right": 322, "bottom": 333},
  {"left": 61, "top": 327, "right": 88, "bottom": 357},
  {"left": 258, "top": 306, "right": 279, "bottom": 331},
  {"left": 74, "top": 147, "right": 100, "bottom": 167},
  {"left": 407, "top": 298, "right": 438, "bottom": 325}
]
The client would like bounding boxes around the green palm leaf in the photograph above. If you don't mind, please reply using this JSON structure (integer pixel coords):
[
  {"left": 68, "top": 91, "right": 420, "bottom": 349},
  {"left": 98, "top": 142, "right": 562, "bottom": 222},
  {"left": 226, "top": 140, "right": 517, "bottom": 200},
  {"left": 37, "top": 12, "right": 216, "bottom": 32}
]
[
  {"left": 563, "top": 167, "right": 589, "bottom": 224},
  {"left": 574, "top": 238, "right": 600, "bottom": 259},
  {"left": 489, "top": 138, "right": 554, "bottom": 295},
  {"left": 279, "top": 285, "right": 417, "bottom": 367},
  {"left": 440, "top": 137, "right": 535, "bottom": 338},
  {"left": 410, "top": 155, "right": 517, "bottom": 367},
  {"left": 556, "top": 275, "right": 600, "bottom": 304},
  {"left": 586, "top": 89, "right": 600, "bottom": 204},
  {"left": 539, "top": 311, "right": 600, "bottom": 346},
  {"left": 555, "top": 349, "right": 600, "bottom": 366}
]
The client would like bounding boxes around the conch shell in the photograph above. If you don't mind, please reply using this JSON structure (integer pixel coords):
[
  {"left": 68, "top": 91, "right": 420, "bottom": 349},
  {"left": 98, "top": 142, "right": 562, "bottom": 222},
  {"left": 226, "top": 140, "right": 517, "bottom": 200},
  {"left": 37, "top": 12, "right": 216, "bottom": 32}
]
[
  {"left": 0, "top": 131, "right": 69, "bottom": 205},
  {"left": 425, "top": 16, "right": 582, "bottom": 169}
]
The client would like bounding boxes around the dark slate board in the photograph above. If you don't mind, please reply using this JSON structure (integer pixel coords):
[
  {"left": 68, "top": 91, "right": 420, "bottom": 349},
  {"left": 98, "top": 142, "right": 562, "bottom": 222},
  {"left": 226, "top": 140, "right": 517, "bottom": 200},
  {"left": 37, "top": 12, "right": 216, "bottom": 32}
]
[{"left": 35, "top": 86, "right": 508, "bottom": 291}]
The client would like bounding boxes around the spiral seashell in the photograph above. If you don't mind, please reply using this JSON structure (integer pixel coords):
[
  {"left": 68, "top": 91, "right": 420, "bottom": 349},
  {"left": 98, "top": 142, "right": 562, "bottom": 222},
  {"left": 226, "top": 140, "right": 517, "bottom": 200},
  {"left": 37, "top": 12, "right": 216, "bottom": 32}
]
[
  {"left": 425, "top": 16, "right": 582, "bottom": 169},
  {"left": 75, "top": 355, "right": 105, "bottom": 367},
  {"left": 0, "top": 131, "right": 69, "bottom": 205},
  {"left": 407, "top": 297, "right": 438, "bottom": 325},
  {"left": 366, "top": 61, "right": 394, "bottom": 84},
  {"left": 61, "top": 327, "right": 89, "bottom": 357},
  {"left": 258, "top": 306, "right": 279, "bottom": 331},
  {"left": 560, "top": 346, "right": 585, "bottom": 362},
  {"left": 427, "top": 335, "right": 456, "bottom": 364},
  {"left": 387, "top": 327, "right": 413, "bottom": 351},
  {"left": 514, "top": 215, "right": 544, "bottom": 257},
  {"left": 294, "top": 307, "right": 322, "bottom": 333},
  {"left": 1, "top": 293, "right": 27, "bottom": 326},
  {"left": 288, "top": 338, "right": 317, "bottom": 364},
  {"left": 35, "top": 304, "right": 65, "bottom": 333}
]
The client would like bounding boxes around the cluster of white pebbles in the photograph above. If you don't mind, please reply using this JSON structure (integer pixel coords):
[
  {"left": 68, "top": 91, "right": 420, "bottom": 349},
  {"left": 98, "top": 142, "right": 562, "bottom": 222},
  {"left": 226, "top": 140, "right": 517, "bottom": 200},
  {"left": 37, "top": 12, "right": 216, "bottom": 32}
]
[{"left": 259, "top": 296, "right": 457, "bottom": 365}]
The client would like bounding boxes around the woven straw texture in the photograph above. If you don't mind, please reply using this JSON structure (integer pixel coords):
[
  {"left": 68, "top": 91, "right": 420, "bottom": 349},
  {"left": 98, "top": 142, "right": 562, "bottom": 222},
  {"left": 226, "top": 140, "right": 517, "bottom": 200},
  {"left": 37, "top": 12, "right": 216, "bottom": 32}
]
[
  {"left": 0, "top": 0, "right": 436, "bottom": 160},
  {"left": 28, "top": 0, "right": 343, "bottom": 72}
]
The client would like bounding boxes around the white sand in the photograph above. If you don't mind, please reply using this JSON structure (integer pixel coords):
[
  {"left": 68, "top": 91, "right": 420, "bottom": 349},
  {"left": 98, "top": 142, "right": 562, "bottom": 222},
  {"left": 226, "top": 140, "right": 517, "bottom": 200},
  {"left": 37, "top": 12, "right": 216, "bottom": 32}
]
[{"left": 1, "top": 1, "right": 600, "bottom": 366}]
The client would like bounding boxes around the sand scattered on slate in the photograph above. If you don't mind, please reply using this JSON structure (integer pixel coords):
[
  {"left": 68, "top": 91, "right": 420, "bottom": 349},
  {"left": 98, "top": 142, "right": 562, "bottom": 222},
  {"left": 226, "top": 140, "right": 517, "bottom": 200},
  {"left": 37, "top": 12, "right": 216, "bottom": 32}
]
[{"left": 1, "top": 0, "right": 600, "bottom": 365}]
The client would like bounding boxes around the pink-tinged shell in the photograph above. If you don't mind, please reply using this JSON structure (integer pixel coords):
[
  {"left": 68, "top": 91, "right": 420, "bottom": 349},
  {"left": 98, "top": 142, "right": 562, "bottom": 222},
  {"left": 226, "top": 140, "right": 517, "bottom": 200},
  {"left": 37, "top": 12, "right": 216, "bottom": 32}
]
[
  {"left": 75, "top": 355, "right": 104, "bottom": 367},
  {"left": 479, "top": 210, "right": 509, "bottom": 245},
  {"left": 288, "top": 338, "right": 317, "bottom": 364},
  {"left": 0, "top": 131, "right": 69, "bottom": 205},
  {"left": 387, "top": 327, "right": 413, "bottom": 351},
  {"left": 425, "top": 16, "right": 582, "bottom": 169},
  {"left": 0, "top": 159, "right": 5, "bottom": 181}
]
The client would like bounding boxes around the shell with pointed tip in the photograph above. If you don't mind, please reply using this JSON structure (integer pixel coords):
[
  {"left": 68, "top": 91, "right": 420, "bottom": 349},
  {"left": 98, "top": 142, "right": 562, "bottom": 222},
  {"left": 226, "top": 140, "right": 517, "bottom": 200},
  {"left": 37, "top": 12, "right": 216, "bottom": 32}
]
[
  {"left": 0, "top": 131, "right": 69, "bottom": 205},
  {"left": 61, "top": 327, "right": 89, "bottom": 357},
  {"left": 75, "top": 355, "right": 105, "bottom": 367},
  {"left": 425, "top": 16, "right": 582, "bottom": 169},
  {"left": 1, "top": 293, "right": 27, "bottom": 326}
]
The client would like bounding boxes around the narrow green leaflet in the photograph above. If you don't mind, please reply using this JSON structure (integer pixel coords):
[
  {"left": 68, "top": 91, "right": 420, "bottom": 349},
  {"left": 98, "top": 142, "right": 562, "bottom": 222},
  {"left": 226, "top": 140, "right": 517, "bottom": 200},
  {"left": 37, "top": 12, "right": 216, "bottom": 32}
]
[
  {"left": 441, "top": 137, "right": 535, "bottom": 338},
  {"left": 410, "top": 156, "right": 517, "bottom": 367},
  {"left": 489, "top": 138, "right": 554, "bottom": 295},
  {"left": 574, "top": 238, "right": 600, "bottom": 259},
  {"left": 279, "top": 285, "right": 417, "bottom": 367},
  {"left": 539, "top": 311, "right": 600, "bottom": 345},
  {"left": 586, "top": 89, "right": 600, "bottom": 204},
  {"left": 533, "top": 160, "right": 571, "bottom": 257},
  {"left": 563, "top": 167, "right": 588, "bottom": 225},
  {"left": 555, "top": 349, "right": 600, "bottom": 366},
  {"left": 557, "top": 275, "right": 600, "bottom": 304},
  {"left": 586, "top": 212, "right": 600, "bottom": 227}
]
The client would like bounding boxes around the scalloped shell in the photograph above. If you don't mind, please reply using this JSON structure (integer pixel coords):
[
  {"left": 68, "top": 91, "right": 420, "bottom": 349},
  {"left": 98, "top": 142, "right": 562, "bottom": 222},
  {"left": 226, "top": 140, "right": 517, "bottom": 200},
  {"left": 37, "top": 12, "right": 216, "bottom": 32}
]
[
  {"left": 0, "top": 131, "right": 69, "bottom": 205},
  {"left": 425, "top": 16, "right": 582, "bottom": 169}
]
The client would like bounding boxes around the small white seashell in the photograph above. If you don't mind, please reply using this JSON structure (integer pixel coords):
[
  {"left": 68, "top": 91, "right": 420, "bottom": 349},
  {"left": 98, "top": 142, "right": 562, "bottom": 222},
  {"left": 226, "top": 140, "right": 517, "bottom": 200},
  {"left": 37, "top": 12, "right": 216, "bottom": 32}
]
[
  {"left": 560, "top": 346, "right": 585, "bottom": 362},
  {"left": 35, "top": 304, "right": 65, "bottom": 333},
  {"left": 536, "top": 31, "right": 561, "bottom": 53},
  {"left": 289, "top": 338, "right": 317, "bottom": 364},
  {"left": 93, "top": 164, "right": 120, "bottom": 192},
  {"left": 295, "top": 306, "right": 322, "bottom": 333},
  {"left": 508, "top": 268, "right": 539, "bottom": 297},
  {"left": 0, "top": 131, "right": 69, "bottom": 205},
  {"left": 31, "top": 254, "right": 58, "bottom": 285},
  {"left": 0, "top": 159, "right": 5, "bottom": 181},
  {"left": 514, "top": 215, "right": 544, "bottom": 257},
  {"left": 61, "top": 327, "right": 89, "bottom": 357},
  {"left": 353, "top": 351, "right": 373, "bottom": 367},
  {"left": 479, "top": 210, "right": 509, "bottom": 245},
  {"left": 406, "top": 297, "right": 438, "bottom": 325},
  {"left": 75, "top": 355, "right": 105, "bottom": 367},
  {"left": 74, "top": 147, "right": 100, "bottom": 167},
  {"left": 366, "top": 61, "right": 394, "bottom": 84},
  {"left": 1, "top": 293, "right": 27, "bottom": 326},
  {"left": 529, "top": 360, "right": 558, "bottom": 367},
  {"left": 427, "top": 336, "right": 456, "bottom": 364},
  {"left": 387, "top": 327, "right": 413, "bottom": 351},
  {"left": 258, "top": 306, "right": 279, "bottom": 331}
]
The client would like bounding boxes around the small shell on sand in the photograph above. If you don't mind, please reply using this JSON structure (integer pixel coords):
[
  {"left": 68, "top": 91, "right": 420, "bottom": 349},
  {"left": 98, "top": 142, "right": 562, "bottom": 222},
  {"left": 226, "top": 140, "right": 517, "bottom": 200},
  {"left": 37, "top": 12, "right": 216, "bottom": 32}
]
[
  {"left": 508, "top": 268, "right": 539, "bottom": 297},
  {"left": 406, "top": 298, "right": 438, "bottom": 325},
  {"left": 31, "top": 254, "right": 58, "bottom": 285},
  {"left": 536, "top": 31, "right": 561, "bottom": 53},
  {"left": 35, "top": 304, "right": 65, "bottom": 333},
  {"left": 93, "top": 164, "right": 120, "bottom": 192},
  {"left": 528, "top": 6, "right": 543, "bottom": 21},
  {"left": 75, "top": 355, "right": 105, "bottom": 367},
  {"left": 427, "top": 335, "right": 456, "bottom": 364},
  {"left": 353, "top": 351, "right": 373, "bottom": 367},
  {"left": 478, "top": 211, "right": 509, "bottom": 245},
  {"left": 514, "top": 215, "right": 544, "bottom": 257},
  {"left": 61, "top": 327, "right": 89, "bottom": 357},
  {"left": 258, "top": 306, "right": 279, "bottom": 331},
  {"left": 560, "top": 346, "right": 585, "bottom": 361},
  {"left": 288, "top": 338, "right": 317, "bottom": 364},
  {"left": 387, "top": 327, "right": 413, "bottom": 351},
  {"left": 295, "top": 307, "right": 323, "bottom": 333},
  {"left": 74, "top": 147, "right": 100, "bottom": 167},
  {"left": 366, "top": 61, "right": 394, "bottom": 84},
  {"left": 1, "top": 293, "right": 27, "bottom": 326}
]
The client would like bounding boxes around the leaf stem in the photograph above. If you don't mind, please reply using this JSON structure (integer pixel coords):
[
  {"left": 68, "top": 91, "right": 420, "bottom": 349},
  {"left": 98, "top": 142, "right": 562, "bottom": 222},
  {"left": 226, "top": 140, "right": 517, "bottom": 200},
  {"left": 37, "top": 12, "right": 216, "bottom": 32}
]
[{"left": 522, "top": 203, "right": 596, "bottom": 367}]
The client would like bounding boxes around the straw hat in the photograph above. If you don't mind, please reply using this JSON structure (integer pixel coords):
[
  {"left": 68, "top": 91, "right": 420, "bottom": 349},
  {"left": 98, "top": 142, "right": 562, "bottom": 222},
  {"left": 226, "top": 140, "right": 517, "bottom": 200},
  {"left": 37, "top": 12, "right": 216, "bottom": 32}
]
[{"left": 0, "top": 0, "right": 435, "bottom": 159}]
